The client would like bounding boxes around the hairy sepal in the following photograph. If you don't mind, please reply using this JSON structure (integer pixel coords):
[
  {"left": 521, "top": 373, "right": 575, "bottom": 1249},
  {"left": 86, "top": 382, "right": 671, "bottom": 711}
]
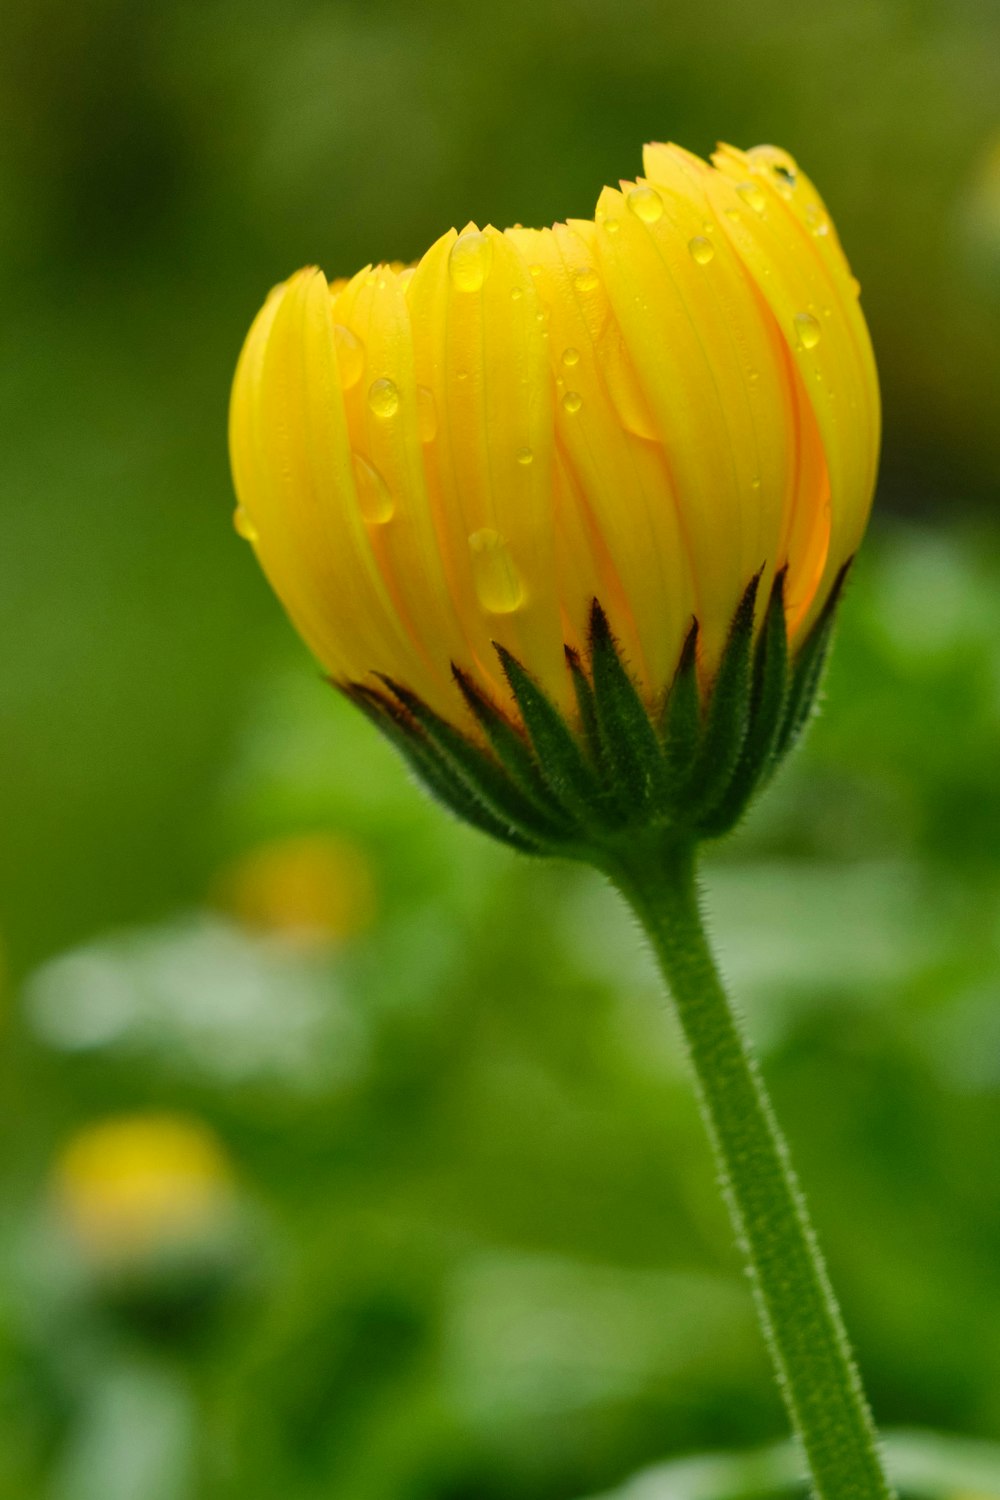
[{"left": 338, "top": 566, "right": 849, "bottom": 859}]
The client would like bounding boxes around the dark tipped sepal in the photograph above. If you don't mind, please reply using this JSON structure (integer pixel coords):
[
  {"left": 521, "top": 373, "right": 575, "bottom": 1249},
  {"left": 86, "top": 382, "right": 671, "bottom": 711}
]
[{"left": 338, "top": 565, "right": 850, "bottom": 861}]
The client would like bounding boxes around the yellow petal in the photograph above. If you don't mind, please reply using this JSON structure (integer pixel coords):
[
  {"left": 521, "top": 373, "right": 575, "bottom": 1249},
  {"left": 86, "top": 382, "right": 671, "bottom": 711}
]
[
  {"left": 230, "top": 268, "right": 433, "bottom": 698},
  {"left": 594, "top": 170, "right": 795, "bottom": 668},
  {"left": 406, "top": 225, "right": 569, "bottom": 711},
  {"left": 507, "top": 220, "right": 694, "bottom": 694},
  {"left": 702, "top": 143, "right": 879, "bottom": 634}
]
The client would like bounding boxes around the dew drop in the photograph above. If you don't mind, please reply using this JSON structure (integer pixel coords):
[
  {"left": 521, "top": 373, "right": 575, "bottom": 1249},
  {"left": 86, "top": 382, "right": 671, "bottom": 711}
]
[
  {"left": 688, "top": 235, "right": 715, "bottom": 265},
  {"left": 417, "top": 385, "right": 437, "bottom": 443},
  {"left": 574, "top": 268, "right": 599, "bottom": 293},
  {"left": 561, "top": 346, "right": 580, "bottom": 367},
  {"left": 561, "top": 391, "right": 583, "bottom": 414},
  {"left": 737, "top": 181, "right": 767, "bottom": 214},
  {"left": 232, "top": 505, "right": 258, "bottom": 543},
  {"left": 511, "top": 285, "right": 523, "bottom": 301},
  {"left": 529, "top": 263, "right": 543, "bottom": 278},
  {"left": 804, "top": 204, "right": 828, "bottom": 236},
  {"left": 449, "top": 230, "right": 493, "bottom": 292},
  {"left": 626, "top": 185, "right": 663, "bottom": 223},
  {"left": 751, "top": 476, "right": 762, "bottom": 491},
  {"left": 397, "top": 266, "right": 416, "bottom": 291},
  {"left": 725, "top": 208, "right": 741, "bottom": 223},
  {"left": 468, "top": 529, "right": 524, "bottom": 614},
  {"left": 367, "top": 377, "right": 399, "bottom": 419},
  {"left": 604, "top": 218, "right": 620, "bottom": 235},
  {"left": 516, "top": 446, "right": 534, "bottom": 466},
  {"left": 333, "top": 324, "right": 364, "bottom": 389},
  {"left": 751, "top": 146, "right": 798, "bottom": 195},
  {"left": 793, "top": 312, "right": 822, "bottom": 350},
  {"left": 353, "top": 453, "right": 394, "bottom": 524}
]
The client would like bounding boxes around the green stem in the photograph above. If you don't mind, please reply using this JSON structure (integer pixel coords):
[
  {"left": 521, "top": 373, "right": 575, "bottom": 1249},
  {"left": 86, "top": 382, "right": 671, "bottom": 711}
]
[{"left": 607, "top": 835, "right": 894, "bottom": 1500}]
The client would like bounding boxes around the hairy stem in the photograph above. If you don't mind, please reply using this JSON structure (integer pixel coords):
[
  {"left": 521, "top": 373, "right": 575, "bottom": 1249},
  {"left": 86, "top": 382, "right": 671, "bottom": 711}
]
[{"left": 607, "top": 836, "right": 894, "bottom": 1500}]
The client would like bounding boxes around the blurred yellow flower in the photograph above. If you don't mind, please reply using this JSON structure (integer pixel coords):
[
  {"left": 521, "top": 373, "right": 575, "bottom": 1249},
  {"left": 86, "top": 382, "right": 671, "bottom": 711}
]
[
  {"left": 53, "top": 1114, "right": 236, "bottom": 1267},
  {"left": 230, "top": 141, "right": 878, "bottom": 728},
  {"left": 212, "top": 832, "right": 375, "bottom": 950}
]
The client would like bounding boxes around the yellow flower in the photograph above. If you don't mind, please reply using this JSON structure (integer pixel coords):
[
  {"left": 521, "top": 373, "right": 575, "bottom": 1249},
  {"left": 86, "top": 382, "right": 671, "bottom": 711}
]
[
  {"left": 230, "top": 141, "right": 877, "bottom": 734},
  {"left": 211, "top": 832, "right": 376, "bottom": 950},
  {"left": 53, "top": 1113, "right": 236, "bottom": 1268}
]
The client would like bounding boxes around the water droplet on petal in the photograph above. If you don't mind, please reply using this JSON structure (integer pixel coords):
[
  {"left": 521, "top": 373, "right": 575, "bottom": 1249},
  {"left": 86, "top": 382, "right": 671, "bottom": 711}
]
[
  {"left": 353, "top": 453, "right": 394, "bottom": 523},
  {"left": 469, "top": 530, "right": 524, "bottom": 614},
  {"left": 804, "top": 205, "right": 828, "bottom": 236},
  {"left": 397, "top": 267, "right": 416, "bottom": 291},
  {"left": 367, "top": 377, "right": 399, "bottom": 419},
  {"left": 626, "top": 185, "right": 663, "bottom": 223},
  {"left": 233, "top": 505, "right": 258, "bottom": 543},
  {"left": 529, "top": 263, "right": 543, "bottom": 278},
  {"left": 334, "top": 324, "right": 364, "bottom": 388},
  {"left": 574, "top": 268, "right": 599, "bottom": 293},
  {"left": 561, "top": 391, "right": 582, "bottom": 414},
  {"left": 562, "top": 346, "right": 580, "bottom": 367},
  {"left": 794, "top": 312, "right": 822, "bottom": 350},
  {"left": 417, "top": 386, "right": 437, "bottom": 443},
  {"left": 511, "top": 285, "right": 523, "bottom": 301},
  {"left": 750, "top": 146, "right": 799, "bottom": 195},
  {"left": 516, "top": 447, "right": 533, "bottom": 466},
  {"left": 604, "top": 218, "right": 620, "bottom": 235},
  {"left": 737, "top": 181, "right": 767, "bottom": 214},
  {"left": 688, "top": 235, "right": 715, "bottom": 264},
  {"left": 751, "top": 476, "right": 762, "bottom": 491},
  {"left": 449, "top": 230, "right": 493, "bottom": 292}
]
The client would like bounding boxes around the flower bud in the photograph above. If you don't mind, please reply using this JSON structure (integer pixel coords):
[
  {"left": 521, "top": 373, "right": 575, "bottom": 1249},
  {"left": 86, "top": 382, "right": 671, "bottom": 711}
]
[{"left": 230, "top": 142, "right": 878, "bottom": 853}]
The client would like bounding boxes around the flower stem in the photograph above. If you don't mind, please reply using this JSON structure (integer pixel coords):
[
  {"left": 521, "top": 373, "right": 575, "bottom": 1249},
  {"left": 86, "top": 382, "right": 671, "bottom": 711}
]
[{"left": 607, "top": 835, "right": 894, "bottom": 1500}]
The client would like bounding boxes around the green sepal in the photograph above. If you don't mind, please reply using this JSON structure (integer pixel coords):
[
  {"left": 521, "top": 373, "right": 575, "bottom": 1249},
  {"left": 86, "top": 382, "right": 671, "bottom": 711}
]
[
  {"left": 450, "top": 665, "right": 573, "bottom": 833},
  {"left": 698, "top": 569, "right": 790, "bottom": 837},
  {"left": 494, "top": 644, "right": 609, "bottom": 825},
  {"left": 337, "top": 563, "right": 851, "bottom": 862},
  {"left": 661, "top": 620, "right": 701, "bottom": 790},
  {"left": 770, "top": 559, "right": 852, "bottom": 772},
  {"left": 684, "top": 572, "right": 761, "bottom": 823},
  {"left": 374, "top": 675, "right": 567, "bottom": 845},
  {"left": 588, "top": 600, "right": 670, "bottom": 814},
  {"left": 564, "top": 646, "right": 605, "bottom": 770},
  {"left": 342, "top": 684, "right": 542, "bottom": 855}
]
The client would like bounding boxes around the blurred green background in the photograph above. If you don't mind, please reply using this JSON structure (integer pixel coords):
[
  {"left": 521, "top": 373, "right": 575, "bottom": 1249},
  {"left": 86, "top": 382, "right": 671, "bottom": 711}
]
[{"left": 2, "top": 0, "right": 1000, "bottom": 1496}]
